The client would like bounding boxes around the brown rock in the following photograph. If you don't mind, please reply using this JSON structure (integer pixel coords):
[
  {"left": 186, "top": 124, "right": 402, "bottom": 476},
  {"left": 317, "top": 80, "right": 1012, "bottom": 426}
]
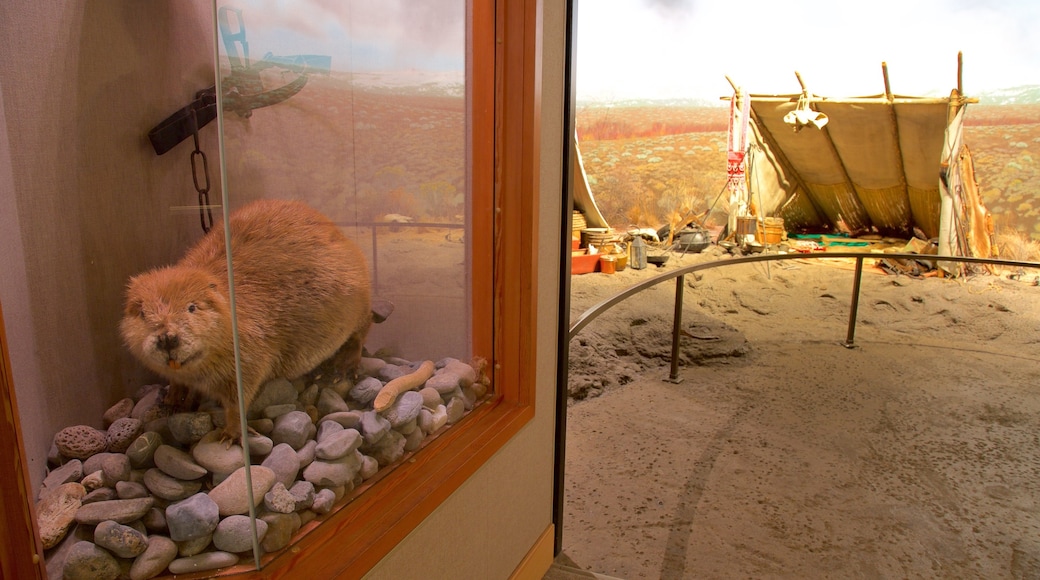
[
  {"left": 54, "top": 425, "right": 108, "bottom": 460},
  {"left": 37, "top": 482, "right": 86, "bottom": 549},
  {"left": 102, "top": 398, "right": 135, "bottom": 428}
]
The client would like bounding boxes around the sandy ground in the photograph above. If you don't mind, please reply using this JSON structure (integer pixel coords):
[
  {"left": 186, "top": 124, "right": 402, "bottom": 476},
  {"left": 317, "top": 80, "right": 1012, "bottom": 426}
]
[{"left": 560, "top": 244, "right": 1040, "bottom": 579}]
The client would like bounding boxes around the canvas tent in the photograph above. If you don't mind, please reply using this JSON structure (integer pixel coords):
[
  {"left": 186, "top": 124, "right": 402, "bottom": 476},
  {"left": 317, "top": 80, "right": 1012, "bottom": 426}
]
[{"left": 735, "top": 65, "right": 994, "bottom": 269}]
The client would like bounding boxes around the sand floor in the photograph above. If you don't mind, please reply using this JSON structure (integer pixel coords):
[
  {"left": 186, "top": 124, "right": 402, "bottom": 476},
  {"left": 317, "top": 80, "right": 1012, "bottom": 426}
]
[{"left": 559, "top": 246, "right": 1040, "bottom": 579}]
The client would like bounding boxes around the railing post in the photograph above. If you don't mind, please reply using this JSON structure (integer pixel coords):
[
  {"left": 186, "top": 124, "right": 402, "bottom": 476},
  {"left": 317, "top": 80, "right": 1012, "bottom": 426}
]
[
  {"left": 667, "top": 274, "right": 685, "bottom": 383},
  {"left": 843, "top": 256, "right": 864, "bottom": 348}
]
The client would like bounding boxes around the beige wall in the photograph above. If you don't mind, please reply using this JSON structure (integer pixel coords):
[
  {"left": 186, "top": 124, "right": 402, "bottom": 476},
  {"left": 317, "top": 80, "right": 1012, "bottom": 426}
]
[
  {"left": 363, "top": 1, "right": 566, "bottom": 577},
  {"left": 0, "top": 3, "right": 220, "bottom": 491}
]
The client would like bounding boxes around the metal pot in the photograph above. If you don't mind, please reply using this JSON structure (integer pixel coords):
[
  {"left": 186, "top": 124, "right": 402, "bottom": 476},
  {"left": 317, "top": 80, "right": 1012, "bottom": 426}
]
[{"left": 677, "top": 226, "right": 711, "bottom": 253}]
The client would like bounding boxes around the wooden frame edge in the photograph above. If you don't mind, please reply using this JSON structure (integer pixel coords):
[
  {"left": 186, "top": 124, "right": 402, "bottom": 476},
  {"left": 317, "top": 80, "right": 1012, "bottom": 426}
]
[
  {"left": 0, "top": 300, "right": 47, "bottom": 580},
  {"left": 509, "top": 524, "right": 555, "bottom": 580}
]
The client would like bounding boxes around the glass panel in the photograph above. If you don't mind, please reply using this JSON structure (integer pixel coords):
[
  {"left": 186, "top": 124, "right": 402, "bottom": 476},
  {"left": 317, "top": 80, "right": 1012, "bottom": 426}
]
[{"left": 211, "top": 0, "right": 480, "bottom": 570}]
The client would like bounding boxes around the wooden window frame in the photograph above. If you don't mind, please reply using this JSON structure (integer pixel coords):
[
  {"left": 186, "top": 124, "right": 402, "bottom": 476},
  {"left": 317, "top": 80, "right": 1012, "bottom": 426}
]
[{"left": 0, "top": 0, "right": 542, "bottom": 578}]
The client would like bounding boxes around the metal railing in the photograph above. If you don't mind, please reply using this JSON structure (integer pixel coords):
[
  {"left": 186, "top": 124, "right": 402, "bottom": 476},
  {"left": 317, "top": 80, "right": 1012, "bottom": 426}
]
[{"left": 569, "top": 252, "right": 1040, "bottom": 382}]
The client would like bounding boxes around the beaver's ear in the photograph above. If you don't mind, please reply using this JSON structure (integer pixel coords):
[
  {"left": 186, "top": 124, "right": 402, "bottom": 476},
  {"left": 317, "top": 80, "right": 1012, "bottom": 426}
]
[{"left": 125, "top": 298, "right": 143, "bottom": 317}]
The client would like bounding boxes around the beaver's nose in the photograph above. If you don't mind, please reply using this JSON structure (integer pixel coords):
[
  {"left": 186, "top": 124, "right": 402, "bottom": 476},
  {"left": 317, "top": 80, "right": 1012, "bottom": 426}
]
[{"left": 157, "top": 333, "right": 179, "bottom": 351}]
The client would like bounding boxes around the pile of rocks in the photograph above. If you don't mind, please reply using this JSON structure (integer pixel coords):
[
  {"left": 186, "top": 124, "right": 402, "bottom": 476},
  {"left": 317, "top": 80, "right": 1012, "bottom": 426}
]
[{"left": 38, "top": 356, "right": 487, "bottom": 580}]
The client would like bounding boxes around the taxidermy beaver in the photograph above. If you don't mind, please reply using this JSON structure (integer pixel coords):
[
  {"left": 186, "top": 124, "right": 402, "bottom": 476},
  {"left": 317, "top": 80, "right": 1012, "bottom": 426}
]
[{"left": 121, "top": 199, "right": 372, "bottom": 442}]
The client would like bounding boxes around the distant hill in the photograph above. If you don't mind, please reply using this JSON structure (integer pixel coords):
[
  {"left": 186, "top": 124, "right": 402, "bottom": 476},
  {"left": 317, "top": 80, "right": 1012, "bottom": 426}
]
[
  {"left": 972, "top": 85, "right": 1040, "bottom": 105},
  {"left": 578, "top": 86, "right": 1040, "bottom": 108}
]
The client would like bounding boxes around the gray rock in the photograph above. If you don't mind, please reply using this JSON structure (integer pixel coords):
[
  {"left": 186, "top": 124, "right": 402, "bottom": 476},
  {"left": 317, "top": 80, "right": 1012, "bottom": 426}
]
[
  {"left": 316, "top": 388, "right": 350, "bottom": 416},
  {"left": 97, "top": 452, "right": 134, "bottom": 488},
  {"left": 315, "top": 428, "right": 362, "bottom": 461},
  {"left": 246, "top": 433, "right": 274, "bottom": 456},
  {"left": 213, "top": 514, "right": 267, "bottom": 553},
  {"left": 54, "top": 425, "right": 108, "bottom": 460},
  {"left": 247, "top": 377, "right": 297, "bottom": 418},
  {"left": 143, "top": 468, "right": 201, "bottom": 501},
  {"left": 403, "top": 426, "right": 425, "bottom": 452},
  {"left": 349, "top": 377, "right": 384, "bottom": 405},
  {"left": 438, "top": 359, "right": 477, "bottom": 387},
  {"left": 381, "top": 391, "right": 423, "bottom": 428},
  {"left": 94, "top": 519, "right": 148, "bottom": 558},
  {"left": 168, "top": 412, "right": 214, "bottom": 445},
  {"left": 103, "top": 398, "right": 135, "bottom": 429},
  {"left": 83, "top": 455, "right": 114, "bottom": 482},
  {"left": 302, "top": 452, "right": 362, "bottom": 488},
  {"left": 125, "top": 431, "right": 163, "bottom": 469},
  {"left": 377, "top": 364, "right": 408, "bottom": 382},
  {"left": 311, "top": 488, "right": 337, "bottom": 514},
  {"left": 262, "top": 403, "right": 297, "bottom": 420},
  {"left": 154, "top": 445, "right": 207, "bottom": 480},
  {"left": 176, "top": 533, "right": 212, "bottom": 557},
  {"left": 359, "top": 410, "right": 390, "bottom": 444},
  {"left": 260, "top": 512, "right": 301, "bottom": 552},
  {"left": 62, "top": 540, "right": 121, "bottom": 580},
  {"left": 367, "top": 430, "right": 407, "bottom": 467},
  {"left": 167, "top": 551, "right": 239, "bottom": 574},
  {"left": 247, "top": 418, "right": 274, "bottom": 436},
  {"left": 142, "top": 507, "right": 167, "bottom": 533},
  {"left": 316, "top": 419, "right": 344, "bottom": 441},
  {"left": 191, "top": 430, "right": 246, "bottom": 475},
  {"left": 131, "top": 387, "right": 169, "bottom": 424},
  {"left": 106, "top": 417, "right": 143, "bottom": 453},
  {"left": 296, "top": 439, "right": 317, "bottom": 468},
  {"left": 359, "top": 454, "right": 379, "bottom": 480},
  {"left": 261, "top": 443, "right": 301, "bottom": 488},
  {"left": 263, "top": 482, "right": 296, "bottom": 514},
  {"left": 298, "top": 383, "right": 320, "bottom": 407},
  {"left": 419, "top": 386, "right": 443, "bottom": 409},
  {"left": 115, "top": 481, "right": 150, "bottom": 499},
  {"left": 426, "top": 372, "right": 462, "bottom": 395},
  {"left": 270, "top": 411, "right": 315, "bottom": 450},
  {"left": 446, "top": 396, "right": 466, "bottom": 425},
  {"left": 321, "top": 411, "right": 363, "bottom": 429},
  {"left": 82, "top": 487, "right": 118, "bottom": 504},
  {"left": 166, "top": 493, "right": 219, "bottom": 542},
  {"left": 75, "top": 497, "right": 154, "bottom": 525},
  {"left": 358, "top": 357, "right": 386, "bottom": 376},
  {"left": 288, "top": 481, "right": 315, "bottom": 510},
  {"left": 130, "top": 535, "right": 178, "bottom": 580},
  {"left": 42, "top": 459, "right": 83, "bottom": 490},
  {"left": 208, "top": 466, "right": 276, "bottom": 516}
]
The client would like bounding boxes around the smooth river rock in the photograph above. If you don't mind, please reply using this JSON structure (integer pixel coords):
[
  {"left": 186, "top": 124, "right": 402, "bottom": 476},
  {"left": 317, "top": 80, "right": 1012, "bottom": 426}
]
[
  {"left": 62, "top": 540, "right": 121, "bottom": 580},
  {"left": 208, "top": 465, "right": 277, "bottom": 516},
  {"left": 166, "top": 493, "right": 219, "bottom": 542},
  {"left": 75, "top": 497, "right": 154, "bottom": 525}
]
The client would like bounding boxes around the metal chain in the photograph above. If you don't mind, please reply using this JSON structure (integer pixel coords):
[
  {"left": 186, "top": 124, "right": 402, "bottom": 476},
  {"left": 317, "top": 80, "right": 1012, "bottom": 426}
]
[{"left": 189, "top": 108, "right": 214, "bottom": 233}]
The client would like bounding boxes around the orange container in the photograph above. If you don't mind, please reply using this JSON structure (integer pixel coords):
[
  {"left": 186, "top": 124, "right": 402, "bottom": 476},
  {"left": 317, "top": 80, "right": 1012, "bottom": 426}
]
[{"left": 599, "top": 255, "right": 616, "bottom": 274}]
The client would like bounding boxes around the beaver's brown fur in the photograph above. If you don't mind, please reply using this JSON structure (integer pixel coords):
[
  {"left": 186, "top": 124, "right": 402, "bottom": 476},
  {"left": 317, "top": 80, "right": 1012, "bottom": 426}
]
[{"left": 120, "top": 199, "right": 371, "bottom": 441}]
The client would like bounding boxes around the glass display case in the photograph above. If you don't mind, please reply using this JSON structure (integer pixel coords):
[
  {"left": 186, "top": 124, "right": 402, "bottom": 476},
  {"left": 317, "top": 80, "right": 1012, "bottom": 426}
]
[{"left": 0, "top": 0, "right": 544, "bottom": 577}]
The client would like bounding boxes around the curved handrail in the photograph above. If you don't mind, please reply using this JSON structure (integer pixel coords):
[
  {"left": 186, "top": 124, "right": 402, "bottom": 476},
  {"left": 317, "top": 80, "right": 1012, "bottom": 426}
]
[
  {"left": 570, "top": 252, "right": 1039, "bottom": 339},
  {"left": 569, "top": 251, "right": 1040, "bottom": 381}
]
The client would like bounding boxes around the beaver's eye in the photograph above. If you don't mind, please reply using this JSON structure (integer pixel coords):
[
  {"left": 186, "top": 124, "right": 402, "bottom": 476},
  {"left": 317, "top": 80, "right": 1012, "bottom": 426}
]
[{"left": 188, "top": 303, "right": 197, "bottom": 313}]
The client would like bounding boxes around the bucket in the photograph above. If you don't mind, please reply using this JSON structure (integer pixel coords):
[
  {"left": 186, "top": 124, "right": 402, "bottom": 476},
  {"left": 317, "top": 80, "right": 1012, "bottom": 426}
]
[
  {"left": 735, "top": 217, "right": 758, "bottom": 237},
  {"left": 762, "top": 217, "right": 784, "bottom": 244},
  {"left": 599, "top": 255, "right": 616, "bottom": 274}
]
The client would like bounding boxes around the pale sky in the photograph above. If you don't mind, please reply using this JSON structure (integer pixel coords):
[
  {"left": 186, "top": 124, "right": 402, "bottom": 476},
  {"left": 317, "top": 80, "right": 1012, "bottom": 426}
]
[{"left": 577, "top": 0, "right": 1040, "bottom": 102}]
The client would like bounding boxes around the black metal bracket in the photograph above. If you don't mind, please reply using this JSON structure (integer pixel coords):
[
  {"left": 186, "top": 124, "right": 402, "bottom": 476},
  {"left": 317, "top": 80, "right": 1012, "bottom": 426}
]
[{"left": 148, "top": 87, "right": 218, "bottom": 156}]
